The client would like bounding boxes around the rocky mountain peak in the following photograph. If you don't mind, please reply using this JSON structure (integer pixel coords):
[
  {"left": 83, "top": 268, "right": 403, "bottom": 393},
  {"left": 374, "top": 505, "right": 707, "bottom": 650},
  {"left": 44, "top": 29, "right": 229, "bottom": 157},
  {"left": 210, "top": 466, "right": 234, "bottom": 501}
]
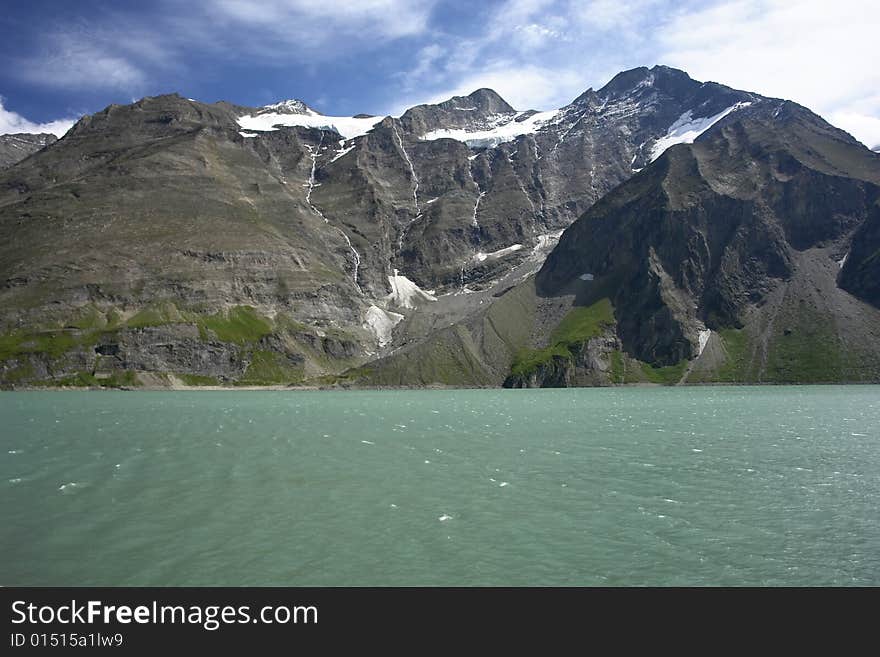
[
  {"left": 569, "top": 87, "right": 599, "bottom": 107},
  {"left": 0, "top": 133, "right": 57, "bottom": 170},
  {"left": 597, "top": 66, "right": 654, "bottom": 97},
  {"left": 398, "top": 88, "right": 516, "bottom": 136},
  {"left": 65, "top": 93, "right": 239, "bottom": 141},
  {"left": 257, "top": 99, "right": 316, "bottom": 116},
  {"left": 460, "top": 88, "right": 515, "bottom": 113},
  {"left": 598, "top": 65, "right": 701, "bottom": 101}
]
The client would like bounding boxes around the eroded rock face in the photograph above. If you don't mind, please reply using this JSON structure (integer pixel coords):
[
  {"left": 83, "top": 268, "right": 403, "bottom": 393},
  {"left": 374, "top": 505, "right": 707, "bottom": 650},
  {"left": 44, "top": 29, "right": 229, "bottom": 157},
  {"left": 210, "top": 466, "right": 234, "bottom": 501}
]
[
  {"left": 114, "top": 325, "right": 247, "bottom": 379},
  {"left": 536, "top": 99, "right": 880, "bottom": 377},
  {"left": 0, "top": 133, "right": 56, "bottom": 170},
  {"left": 503, "top": 335, "right": 620, "bottom": 388},
  {"left": 839, "top": 203, "right": 880, "bottom": 307}
]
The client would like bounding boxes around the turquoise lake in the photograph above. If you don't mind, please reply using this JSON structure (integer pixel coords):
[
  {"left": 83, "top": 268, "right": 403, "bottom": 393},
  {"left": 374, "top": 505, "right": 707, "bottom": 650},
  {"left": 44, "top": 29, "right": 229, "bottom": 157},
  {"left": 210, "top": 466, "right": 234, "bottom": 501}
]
[{"left": 1, "top": 386, "right": 878, "bottom": 586}]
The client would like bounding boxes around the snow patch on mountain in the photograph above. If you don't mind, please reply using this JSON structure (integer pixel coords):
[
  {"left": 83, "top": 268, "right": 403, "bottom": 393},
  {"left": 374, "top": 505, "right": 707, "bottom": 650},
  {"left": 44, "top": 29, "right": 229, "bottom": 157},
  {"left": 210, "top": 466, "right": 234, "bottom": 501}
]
[
  {"left": 261, "top": 99, "right": 313, "bottom": 115},
  {"left": 386, "top": 269, "right": 437, "bottom": 309},
  {"left": 330, "top": 143, "right": 356, "bottom": 162},
  {"left": 420, "top": 109, "right": 561, "bottom": 148},
  {"left": 238, "top": 102, "right": 384, "bottom": 139},
  {"left": 649, "top": 102, "right": 752, "bottom": 161},
  {"left": 475, "top": 244, "right": 523, "bottom": 262},
  {"left": 364, "top": 305, "right": 404, "bottom": 347},
  {"left": 698, "top": 329, "right": 712, "bottom": 356}
]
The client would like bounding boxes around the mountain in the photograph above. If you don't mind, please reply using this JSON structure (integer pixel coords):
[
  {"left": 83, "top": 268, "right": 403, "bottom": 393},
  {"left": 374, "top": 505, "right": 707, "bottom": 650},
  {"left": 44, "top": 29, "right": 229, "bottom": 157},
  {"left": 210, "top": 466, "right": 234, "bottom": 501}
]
[
  {"left": 525, "top": 100, "right": 880, "bottom": 386},
  {"left": 2, "top": 65, "right": 878, "bottom": 388},
  {"left": 349, "top": 86, "right": 880, "bottom": 387},
  {"left": 0, "top": 133, "right": 56, "bottom": 170}
]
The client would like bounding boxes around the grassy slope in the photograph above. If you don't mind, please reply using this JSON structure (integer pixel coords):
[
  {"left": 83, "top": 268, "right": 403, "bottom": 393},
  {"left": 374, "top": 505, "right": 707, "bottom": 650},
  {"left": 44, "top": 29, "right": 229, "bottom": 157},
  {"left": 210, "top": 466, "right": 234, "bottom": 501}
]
[
  {"left": 510, "top": 298, "right": 614, "bottom": 378},
  {"left": 0, "top": 303, "right": 354, "bottom": 387},
  {"left": 347, "top": 279, "right": 539, "bottom": 387}
]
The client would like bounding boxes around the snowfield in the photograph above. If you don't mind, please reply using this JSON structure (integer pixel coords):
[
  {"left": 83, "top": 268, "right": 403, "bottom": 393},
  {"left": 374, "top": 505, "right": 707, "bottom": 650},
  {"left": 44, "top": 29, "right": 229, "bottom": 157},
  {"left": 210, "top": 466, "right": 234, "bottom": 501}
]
[
  {"left": 387, "top": 270, "right": 437, "bottom": 309},
  {"left": 363, "top": 305, "right": 404, "bottom": 347},
  {"left": 238, "top": 102, "right": 384, "bottom": 139},
  {"left": 475, "top": 244, "right": 523, "bottom": 262},
  {"left": 420, "top": 109, "right": 561, "bottom": 148},
  {"left": 649, "top": 102, "right": 752, "bottom": 161},
  {"left": 698, "top": 329, "right": 712, "bottom": 357}
]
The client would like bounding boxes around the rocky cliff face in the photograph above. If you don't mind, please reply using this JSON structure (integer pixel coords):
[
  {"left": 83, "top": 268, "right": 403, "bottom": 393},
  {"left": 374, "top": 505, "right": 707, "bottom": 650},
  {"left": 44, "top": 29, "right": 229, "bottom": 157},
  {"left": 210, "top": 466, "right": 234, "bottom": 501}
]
[
  {"left": 2, "top": 66, "right": 878, "bottom": 387},
  {"left": 529, "top": 99, "right": 880, "bottom": 385},
  {"left": 0, "top": 133, "right": 56, "bottom": 170},
  {"left": 839, "top": 202, "right": 880, "bottom": 307}
]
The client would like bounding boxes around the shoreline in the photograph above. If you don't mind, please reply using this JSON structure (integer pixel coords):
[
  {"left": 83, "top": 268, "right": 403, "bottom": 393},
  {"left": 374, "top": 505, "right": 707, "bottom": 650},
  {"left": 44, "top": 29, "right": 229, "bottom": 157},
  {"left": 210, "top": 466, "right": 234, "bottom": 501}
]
[{"left": 3, "top": 380, "right": 878, "bottom": 392}]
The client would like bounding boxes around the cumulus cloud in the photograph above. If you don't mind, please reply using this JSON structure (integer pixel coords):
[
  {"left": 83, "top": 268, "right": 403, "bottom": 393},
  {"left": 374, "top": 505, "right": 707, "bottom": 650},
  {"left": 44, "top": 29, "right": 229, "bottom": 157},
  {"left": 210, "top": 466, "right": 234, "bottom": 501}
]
[
  {"left": 413, "top": 64, "right": 585, "bottom": 113},
  {"left": 658, "top": 0, "right": 880, "bottom": 147},
  {"left": 0, "top": 97, "right": 76, "bottom": 137},
  {"left": 389, "top": 0, "right": 658, "bottom": 113}
]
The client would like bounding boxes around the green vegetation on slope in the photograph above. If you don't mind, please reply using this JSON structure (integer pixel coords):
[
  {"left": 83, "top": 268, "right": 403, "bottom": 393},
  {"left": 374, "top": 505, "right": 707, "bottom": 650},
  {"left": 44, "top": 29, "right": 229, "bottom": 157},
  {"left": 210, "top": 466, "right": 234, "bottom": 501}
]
[
  {"left": 126, "top": 303, "right": 273, "bottom": 344},
  {"left": 762, "top": 314, "right": 848, "bottom": 383},
  {"left": 311, "top": 366, "right": 372, "bottom": 387},
  {"left": 177, "top": 373, "right": 222, "bottom": 386},
  {"left": 237, "top": 350, "right": 304, "bottom": 386},
  {"left": 715, "top": 328, "right": 751, "bottom": 382},
  {"left": 199, "top": 306, "right": 273, "bottom": 344},
  {"left": 34, "top": 370, "right": 139, "bottom": 388},
  {"left": 550, "top": 298, "right": 615, "bottom": 345},
  {"left": 68, "top": 305, "right": 124, "bottom": 330},
  {"left": 510, "top": 299, "right": 615, "bottom": 379},
  {"left": 127, "top": 302, "right": 194, "bottom": 328},
  {"left": 640, "top": 360, "right": 688, "bottom": 385},
  {"left": 0, "top": 330, "right": 84, "bottom": 361},
  {"left": 360, "top": 325, "right": 497, "bottom": 387},
  {"left": 0, "top": 304, "right": 286, "bottom": 388},
  {"left": 609, "top": 349, "right": 686, "bottom": 385},
  {"left": 609, "top": 350, "right": 628, "bottom": 383},
  {"left": 2, "top": 304, "right": 274, "bottom": 359}
]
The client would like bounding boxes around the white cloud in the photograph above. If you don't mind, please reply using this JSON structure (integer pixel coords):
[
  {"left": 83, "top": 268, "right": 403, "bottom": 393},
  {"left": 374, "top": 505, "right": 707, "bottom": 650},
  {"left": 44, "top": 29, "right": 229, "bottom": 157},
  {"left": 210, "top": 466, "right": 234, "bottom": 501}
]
[
  {"left": 0, "top": 98, "right": 76, "bottom": 137},
  {"left": 573, "top": 0, "right": 662, "bottom": 31},
  {"left": 827, "top": 112, "right": 880, "bottom": 151},
  {"left": 208, "top": 0, "right": 436, "bottom": 46},
  {"left": 16, "top": 33, "right": 148, "bottom": 92},
  {"left": 13, "top": 1, "right": 435, "bottom": 95},
  {"left": 391, "top": 0, "right": 879, "bottom": 147},
  {"left": 657, "top": 0, "right": 880, "bottom": 147},
  {"left": 406, "top": 44, "right": 446, "bottom": 84},
  {"left": 388, "top": 0, "right": 653, "bottom": 113},
  {"left": 7, "top": 0, "right": 878, "bottom": 148},
  {"left": 414, "top": 64, "right": 585, "bottom": 112}
]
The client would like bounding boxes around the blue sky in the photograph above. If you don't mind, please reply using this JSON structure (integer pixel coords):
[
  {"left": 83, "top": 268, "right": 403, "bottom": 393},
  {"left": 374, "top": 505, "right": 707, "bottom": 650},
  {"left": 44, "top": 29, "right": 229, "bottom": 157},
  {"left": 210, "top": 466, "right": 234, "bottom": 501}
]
[{"left": 1, "top": 0, "right": 879, "bottom": 146}]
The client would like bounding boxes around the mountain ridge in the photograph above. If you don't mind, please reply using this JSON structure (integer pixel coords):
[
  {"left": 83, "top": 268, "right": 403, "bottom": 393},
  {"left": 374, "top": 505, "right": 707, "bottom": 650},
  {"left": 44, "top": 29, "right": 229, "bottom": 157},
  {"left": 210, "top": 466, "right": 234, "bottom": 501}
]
[{"left": 2, "top": 66, "right": 878, "bottom": 388}]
